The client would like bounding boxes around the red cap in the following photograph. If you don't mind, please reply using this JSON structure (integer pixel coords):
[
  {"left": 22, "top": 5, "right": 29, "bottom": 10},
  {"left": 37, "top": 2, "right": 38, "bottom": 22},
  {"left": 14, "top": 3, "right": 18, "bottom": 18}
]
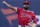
[{"left": 24, "top": 1, "right": 29, "bottom": 4}]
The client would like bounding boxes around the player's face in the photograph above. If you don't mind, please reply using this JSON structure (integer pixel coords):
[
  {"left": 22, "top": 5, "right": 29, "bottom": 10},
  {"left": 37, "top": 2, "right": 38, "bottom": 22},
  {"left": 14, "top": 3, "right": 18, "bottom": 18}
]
[{"left": 23, "top": 4, "right": 29, "bottom": 10}]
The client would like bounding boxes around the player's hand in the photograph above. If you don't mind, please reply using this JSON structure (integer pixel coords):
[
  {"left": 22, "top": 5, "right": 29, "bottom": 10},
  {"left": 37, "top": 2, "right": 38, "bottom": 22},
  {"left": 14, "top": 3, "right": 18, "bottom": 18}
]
[
  {"left": 3, "top": 1, "right": 7, "bottom": 4},
  {"left": 28, "top": 22, "right": 37, "bottom": 27}
]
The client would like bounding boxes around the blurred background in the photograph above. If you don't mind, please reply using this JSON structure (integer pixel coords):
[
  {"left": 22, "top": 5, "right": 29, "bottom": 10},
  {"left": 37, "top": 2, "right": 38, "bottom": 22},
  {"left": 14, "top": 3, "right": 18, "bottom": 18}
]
[{"left": 0, "top": 0, "right": 40, "bottom": 27}]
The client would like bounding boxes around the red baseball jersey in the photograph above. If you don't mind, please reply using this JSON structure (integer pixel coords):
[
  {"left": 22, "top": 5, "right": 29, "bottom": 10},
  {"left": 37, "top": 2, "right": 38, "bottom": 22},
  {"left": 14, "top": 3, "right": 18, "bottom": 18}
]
[{"left": 16, "top": 7, "right": 37, "bottom": 25}]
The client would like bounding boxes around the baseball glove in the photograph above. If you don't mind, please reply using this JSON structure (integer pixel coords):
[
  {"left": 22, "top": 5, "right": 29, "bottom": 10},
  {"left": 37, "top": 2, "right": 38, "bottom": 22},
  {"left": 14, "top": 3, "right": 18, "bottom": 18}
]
[{"left": 28, "top": 22, "right": 37, "bottom": 27}]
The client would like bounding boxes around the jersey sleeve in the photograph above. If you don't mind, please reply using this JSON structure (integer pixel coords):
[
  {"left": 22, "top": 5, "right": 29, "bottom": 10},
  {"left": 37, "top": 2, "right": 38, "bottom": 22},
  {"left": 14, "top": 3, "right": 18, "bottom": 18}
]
[
  {"left": 16, "top": 7, "right": 21, "bottom": 13},
  {"left": 32, "top": 13, "right": 37, "bottom": 24}
]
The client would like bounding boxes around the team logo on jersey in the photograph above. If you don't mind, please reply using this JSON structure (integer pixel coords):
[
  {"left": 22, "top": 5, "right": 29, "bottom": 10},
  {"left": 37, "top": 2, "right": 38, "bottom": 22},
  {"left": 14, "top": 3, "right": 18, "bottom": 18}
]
[{"left": 20, "top": 13, "right": 32, "bottom": 18}]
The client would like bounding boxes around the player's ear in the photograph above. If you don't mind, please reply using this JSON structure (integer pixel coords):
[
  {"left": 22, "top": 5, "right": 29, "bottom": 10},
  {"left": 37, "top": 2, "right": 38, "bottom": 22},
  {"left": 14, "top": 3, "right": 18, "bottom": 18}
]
[{"left": 23, "top": 5, "right": 25, "bottom": 7}]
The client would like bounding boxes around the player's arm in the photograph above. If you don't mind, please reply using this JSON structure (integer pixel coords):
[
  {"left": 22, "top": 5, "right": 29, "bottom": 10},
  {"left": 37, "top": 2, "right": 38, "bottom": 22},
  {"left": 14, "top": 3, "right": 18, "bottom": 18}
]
[
  {"left": 3, "top": 1, "right": 17, "bottom": 11},
  {"left": 29, "top": 13, "right": 37, "bottom": 27},
  {"left": 32, "top": 14, "right": 37, "bottom": 24},
  {"left": 29, "top": 16, "right": 37, "bottom": 27}
]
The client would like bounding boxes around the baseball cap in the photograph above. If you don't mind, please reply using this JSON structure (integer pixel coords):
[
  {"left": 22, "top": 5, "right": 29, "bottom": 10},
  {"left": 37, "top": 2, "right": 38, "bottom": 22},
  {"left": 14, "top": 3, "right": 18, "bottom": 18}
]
[{"left": 24, "top": 1, "right": 29, "bottom": 5}]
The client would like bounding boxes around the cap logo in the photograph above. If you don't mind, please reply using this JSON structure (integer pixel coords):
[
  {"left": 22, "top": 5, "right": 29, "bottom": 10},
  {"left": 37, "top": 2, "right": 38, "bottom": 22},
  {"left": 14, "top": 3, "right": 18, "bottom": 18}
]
[{"left": 26, "top": 1, "right": 27, "bottom": 3}]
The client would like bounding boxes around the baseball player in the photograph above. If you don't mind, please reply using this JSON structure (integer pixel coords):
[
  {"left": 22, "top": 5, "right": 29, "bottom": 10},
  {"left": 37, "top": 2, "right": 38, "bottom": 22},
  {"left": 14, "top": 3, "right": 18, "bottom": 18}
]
[{"left": 3, "top": 1, "right": 37, "bottom": 27}]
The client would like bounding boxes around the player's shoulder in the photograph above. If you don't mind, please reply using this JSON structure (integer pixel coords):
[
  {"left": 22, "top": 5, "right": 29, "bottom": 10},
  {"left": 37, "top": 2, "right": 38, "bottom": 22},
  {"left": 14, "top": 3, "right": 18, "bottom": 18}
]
[{"left": 27, "top": 10, "right": 34, "bottom": 13}]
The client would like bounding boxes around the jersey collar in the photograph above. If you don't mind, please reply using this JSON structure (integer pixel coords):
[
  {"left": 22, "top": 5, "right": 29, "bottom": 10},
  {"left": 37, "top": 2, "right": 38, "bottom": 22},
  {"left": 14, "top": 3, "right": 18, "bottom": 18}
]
[{"left": 23, "top": 9, "right": 30, "bottom": 12}]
